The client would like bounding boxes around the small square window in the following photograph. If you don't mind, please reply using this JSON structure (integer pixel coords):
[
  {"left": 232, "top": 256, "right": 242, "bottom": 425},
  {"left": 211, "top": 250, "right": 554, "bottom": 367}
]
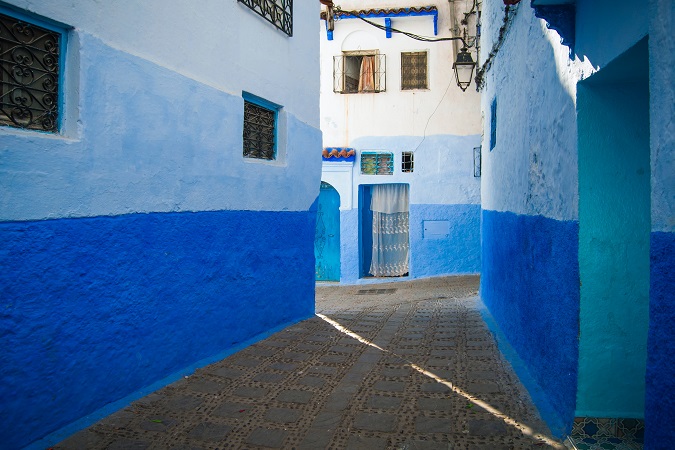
[
  {"left": 402, "top": 152, "right": 414, "bottom": 173},
  {"left": 401, "top": 51, "right": 427, "bottom": 90},
  {"left": 361, "top": 152, "right": 393, "bottom": 175},
  {"left": 243, "top": 94, "right": 278, "bottom": 160},
  {"left": 0, "top": 11, "right": 62, "bottom": 132}
]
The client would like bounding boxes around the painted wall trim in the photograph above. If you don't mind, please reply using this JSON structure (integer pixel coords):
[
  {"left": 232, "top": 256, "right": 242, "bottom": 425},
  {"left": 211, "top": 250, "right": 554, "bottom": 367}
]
[{"left": 324, "top": 7, "right": 439, "bottom": 40}]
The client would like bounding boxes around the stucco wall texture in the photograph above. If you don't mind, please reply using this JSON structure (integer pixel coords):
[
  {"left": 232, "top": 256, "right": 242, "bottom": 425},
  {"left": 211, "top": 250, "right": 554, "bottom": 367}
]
[
  {"left": 645, "top": 1, "right": 675, "bottom": 447},
  {"left": 481, "top": 210, "right": 579, "bottom": 436},
  {"left": 0, "top": 34, "right": 321, "bottom": 221},
  {"left": 478, "top": 3, "right": 585, "bottom": 434},
  {"left": 0, "top": 210, "right": 316, "bottom": 450},
  {"left": 0, "top": 2, "right": 322, "bottom": 449},
  {"left": 479, "top": 0, "right": 674, "bottom": 444}
]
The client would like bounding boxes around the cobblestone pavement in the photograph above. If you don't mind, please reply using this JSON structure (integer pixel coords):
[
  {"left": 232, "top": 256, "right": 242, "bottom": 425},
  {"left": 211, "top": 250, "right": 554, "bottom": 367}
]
[{"left": 56, "top": 276, "right": 563, "bottom": 449}]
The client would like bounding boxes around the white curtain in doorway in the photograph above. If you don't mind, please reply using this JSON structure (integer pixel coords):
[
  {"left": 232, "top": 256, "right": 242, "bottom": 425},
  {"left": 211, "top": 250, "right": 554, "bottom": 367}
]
[{"left": 370, "top": 184, "right": 409, "bottom": 277}]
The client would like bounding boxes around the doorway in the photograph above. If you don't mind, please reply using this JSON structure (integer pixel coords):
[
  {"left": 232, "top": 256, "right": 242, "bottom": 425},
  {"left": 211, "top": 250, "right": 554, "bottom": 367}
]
[
  {"left": 576, "top": 37, "right": 650, "bottom": 418},
  {"left": 315, "top": 182, "right": 341, "bottom": 282},
  {"left": 359, "top": 183, "right": 410, "bottom": 278}
]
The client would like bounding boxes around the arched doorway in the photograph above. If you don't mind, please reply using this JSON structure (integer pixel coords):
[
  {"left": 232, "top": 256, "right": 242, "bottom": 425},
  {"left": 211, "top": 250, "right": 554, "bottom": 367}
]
[{"left": 315, "top": 182, "right": 340, "bottom": 281}]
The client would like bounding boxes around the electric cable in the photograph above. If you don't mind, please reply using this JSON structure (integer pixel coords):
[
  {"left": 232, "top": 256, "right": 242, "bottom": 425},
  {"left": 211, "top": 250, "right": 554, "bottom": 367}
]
[
  {"left": 333, "top": 7, "right": 472, "bottom": 47},
  {"left": 413, "top": 77, "right": 455, "bottom": 153}
]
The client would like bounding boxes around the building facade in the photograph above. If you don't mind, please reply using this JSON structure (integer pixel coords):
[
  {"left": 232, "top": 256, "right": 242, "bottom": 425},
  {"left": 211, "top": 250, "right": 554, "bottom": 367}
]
[
  {"left": 318, "top": 0, "right": 482, "bottom": 284},
  {"left": 0, "top": 1, "right": 321, "bottom": 448},
  {"left": 479, "top": 0, "right": 673, "bottom": 446}
]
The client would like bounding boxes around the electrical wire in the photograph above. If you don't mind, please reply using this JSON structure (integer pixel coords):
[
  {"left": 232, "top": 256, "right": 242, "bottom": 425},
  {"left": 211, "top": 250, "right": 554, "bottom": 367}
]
[
  {"left": 413, "top": 77, "right": 455, "bottom": 153},
  {"left": 334, "top": 7, "right": 472, "bottom": 47}
]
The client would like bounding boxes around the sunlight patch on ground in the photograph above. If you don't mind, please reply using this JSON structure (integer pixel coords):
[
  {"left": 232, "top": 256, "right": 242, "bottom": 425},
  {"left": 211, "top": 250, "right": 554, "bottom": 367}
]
[{"left": 317, "top": 312, "right": 564, "bottom": 449}]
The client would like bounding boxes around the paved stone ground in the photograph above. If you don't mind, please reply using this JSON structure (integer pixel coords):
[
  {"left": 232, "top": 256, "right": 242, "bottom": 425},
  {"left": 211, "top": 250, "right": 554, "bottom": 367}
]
[{"left": 55, "top": 276, "right": 563, "bottom": 449}]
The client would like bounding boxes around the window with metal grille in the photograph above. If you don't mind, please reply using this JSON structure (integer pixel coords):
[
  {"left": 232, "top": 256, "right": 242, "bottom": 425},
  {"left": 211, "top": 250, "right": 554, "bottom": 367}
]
[
  {"left": 0, "top": 11, "right": 62, "bottom": 132},
  {"left": 401, "top": 152, "right": 414, "bottom": 172},
  {"left": 243, "top": 94, "right": 278, "bottom": 160},
  {"left": 361, "top": 152, "right": 393, "bottom": 175},
  {"left": 333, "top": 52, "right": 386, "bottom": 94},
  {"left": 238, "top": 0, "right": 293, "bottom": 36},
  {"left": 401, "top": 51, "right": 427, "bottom": 90}
]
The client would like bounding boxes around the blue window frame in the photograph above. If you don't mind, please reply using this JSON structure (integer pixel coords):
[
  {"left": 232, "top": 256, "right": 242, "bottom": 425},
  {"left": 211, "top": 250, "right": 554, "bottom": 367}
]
[
  {"left": 361, "top": 152, "right": 394, "bottom": 175},
  {"left": 242, "top": 92, "right": 280, "bottom": 160},
  {"left": 0, "top": 6, "right": 67, "bottom": 133},
  {"left": 490, "top": 96, "right": 497, "bottom": 151}
]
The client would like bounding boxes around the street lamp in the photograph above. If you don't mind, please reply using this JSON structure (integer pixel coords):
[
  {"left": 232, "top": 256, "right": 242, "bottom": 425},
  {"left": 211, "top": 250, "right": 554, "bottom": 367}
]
[{"left": 453, "top": 47, "right": 476, "bottom": 91}]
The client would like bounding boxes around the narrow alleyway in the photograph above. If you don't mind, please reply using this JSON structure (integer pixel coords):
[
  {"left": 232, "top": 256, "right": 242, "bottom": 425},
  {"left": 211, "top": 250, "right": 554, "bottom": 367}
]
[{"left": 55, "top": 276, "right": 562, "bottom": 449}]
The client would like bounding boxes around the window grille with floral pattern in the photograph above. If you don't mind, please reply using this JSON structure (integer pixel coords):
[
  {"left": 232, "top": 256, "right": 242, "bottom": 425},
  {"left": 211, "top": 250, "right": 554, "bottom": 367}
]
[
  {"left": 401, "top": 51, "right": 427, "bottom": 90},
  {"left": 0, "top": 12, "right": 61, "bottom": 132}
]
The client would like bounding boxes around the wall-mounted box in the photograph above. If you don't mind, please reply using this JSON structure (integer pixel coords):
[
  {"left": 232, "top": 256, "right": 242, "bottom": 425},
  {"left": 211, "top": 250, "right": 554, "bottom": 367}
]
[{"left": 423, "top": 220, "right": 449, "bottom": 239}]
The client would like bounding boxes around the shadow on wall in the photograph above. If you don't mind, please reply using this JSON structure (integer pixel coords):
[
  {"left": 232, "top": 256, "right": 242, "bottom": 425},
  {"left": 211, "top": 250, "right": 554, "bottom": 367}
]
[
  {"left": 482, "top": 7, "right": 583, "bottom": 439},
  {"left": 577, "top": 36, "right": 650, "bottom": 420},
  {"left": 484, "top": 2, "right": 654, "bottom": 440}
]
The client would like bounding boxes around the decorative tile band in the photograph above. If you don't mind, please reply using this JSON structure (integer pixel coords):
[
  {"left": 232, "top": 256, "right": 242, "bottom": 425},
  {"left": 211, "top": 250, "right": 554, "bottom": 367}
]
[
  {"left": 568, "top": 417, "right": 644, "bottom": 450},
  {"left": 323, "top": 147, "right": 355, "bottom": 161}
]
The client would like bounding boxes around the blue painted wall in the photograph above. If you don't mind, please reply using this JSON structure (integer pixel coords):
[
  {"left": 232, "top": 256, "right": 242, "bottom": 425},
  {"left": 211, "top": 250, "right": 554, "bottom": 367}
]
[
  {"left": 645, "top": 232, "right": 675, "bottom": 448},
  {"left": 337, "top": 202, "right": 481, "bottom": 284},
  {"left": 0, "top": 11, "right": 321, "bottom": 449},
  {"left": 410, "top": 204, "right": 481, "bottom": 277},
  {"left": 0, "top": 210, "right": 316, "bottom": 449},
  {"left": 323, "top": 133, "right": 481, "bottom": 285},
  {"left": 646, "top": 0, "right": 675, "bottom": 446},
  {"left": 481, "top": 209, "right": 579, "bottom": 436},
  {"left": 0, "top": 33, "right": 321, "bottom": 221},
  {"left": 576, "top": 40, "right": 650, "bottom": 418}
]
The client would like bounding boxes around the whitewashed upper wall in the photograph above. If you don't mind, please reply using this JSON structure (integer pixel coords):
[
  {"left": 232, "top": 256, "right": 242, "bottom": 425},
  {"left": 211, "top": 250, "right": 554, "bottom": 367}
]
[
  {"left": 480, "top": 3, "right": 585, "bottom": 220},
  {"left": 0, "top": 1, "right": 322, "bottom": 220},
  {"left": 481, "top": 2, "right": 585, "bottom": 220},
  {"left": 480, "top": 1, "right": 652, "bottom": 221},
  {"left": 7, "top": 0, "right": 320, "bottom": 126},
  {"left": 320, "top": 0, "right": 481, "bottom": 146}
]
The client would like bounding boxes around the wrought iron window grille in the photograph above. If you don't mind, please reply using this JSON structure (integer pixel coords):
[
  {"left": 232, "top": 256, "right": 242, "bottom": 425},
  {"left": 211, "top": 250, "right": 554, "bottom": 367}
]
[
  {"left": 401, "top": 151, "right": 414, "bottom": 173},
  {"left": 243, "top": 98, "right": 277, "bottom": 160},
  {"left": 333, "top": 52, "right": 386, "bottom": 94},
  {"left": 238, "top": 0, "right": 293, "bottom": 36},
  {"left": 473, "top": 146, "right": 481, "bottom": 177},
  {"left": 361, "top": 152, "right": 393, "bottom": 175},
  {"left": 401, "top": 51, "right": 427, "bottom": 90},
  {"left": 0, "top": 12, "right": 61, "bottom": 132}
]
